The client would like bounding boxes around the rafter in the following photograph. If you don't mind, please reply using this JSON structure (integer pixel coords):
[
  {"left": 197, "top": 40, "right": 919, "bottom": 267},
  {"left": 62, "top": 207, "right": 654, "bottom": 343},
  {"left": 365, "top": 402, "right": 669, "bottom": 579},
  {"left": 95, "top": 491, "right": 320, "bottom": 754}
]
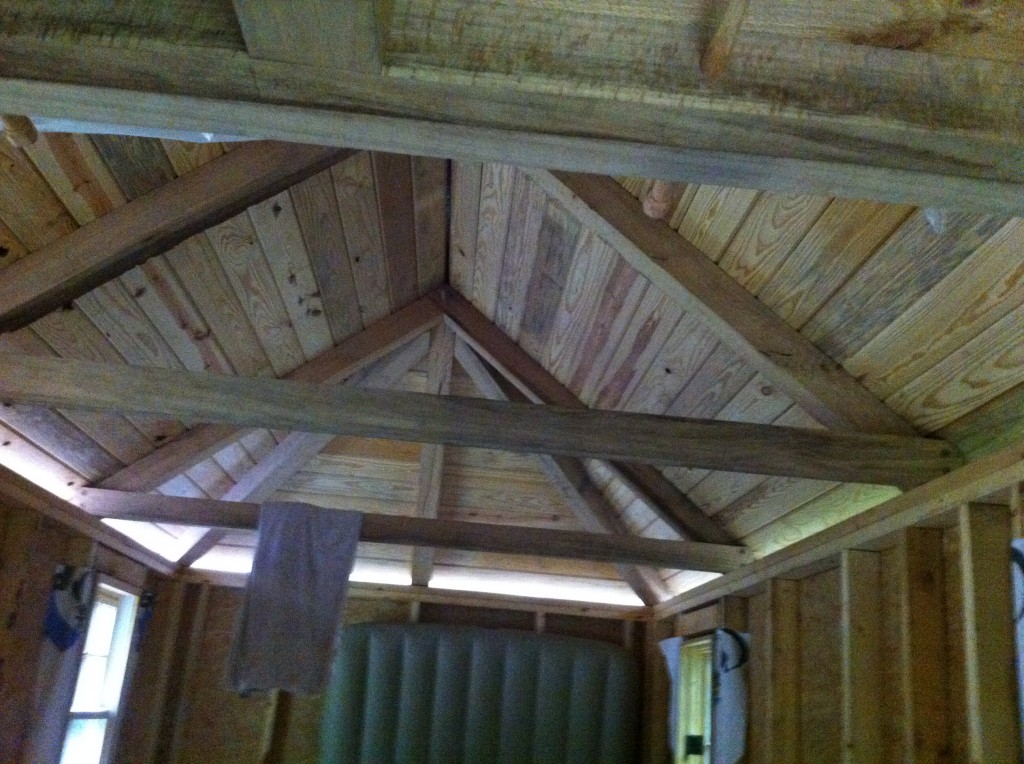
[
  {"left": 69, "top": 489, "right": 750, "bottom": 573},
  {"left": 410, "top": 323, "right": 455, "bottom": 587},
  {"left": 435, "top": 286, "right": 737, "bottom": 543},
  {"left": 0, "top": 353, "right": 959, "bottom": 486},
  {"left": 173, "top": 332, "right": 431, "bottom": 569},
  {"left": 98, "top": 296, "right": 441, "bottom": 492},
  {"left": 0, "top": 140, "right": 351, "bottom": 332},
  {"left": 455, "top": 339, "right": 670, "bottom": 605},
  {"left": 528, "top": 170, "right": 917, "bottom": 436}
]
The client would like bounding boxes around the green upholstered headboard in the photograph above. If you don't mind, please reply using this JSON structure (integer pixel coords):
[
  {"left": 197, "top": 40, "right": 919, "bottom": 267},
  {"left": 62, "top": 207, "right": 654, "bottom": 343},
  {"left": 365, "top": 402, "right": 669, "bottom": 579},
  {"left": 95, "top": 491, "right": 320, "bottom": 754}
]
[{"left": 320, "top": 623, "right": 640, "bottom": 763}]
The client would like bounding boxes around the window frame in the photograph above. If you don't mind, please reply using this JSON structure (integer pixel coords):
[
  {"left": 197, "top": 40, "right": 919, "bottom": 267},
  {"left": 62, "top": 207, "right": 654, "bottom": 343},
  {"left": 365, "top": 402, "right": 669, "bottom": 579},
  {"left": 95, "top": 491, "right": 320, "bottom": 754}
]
[
  {"left": 59, "top": 575, "right": 141, "bottom": 764},
  {"left": 675, "top": 636, "right": 713, "bottom": 764}
]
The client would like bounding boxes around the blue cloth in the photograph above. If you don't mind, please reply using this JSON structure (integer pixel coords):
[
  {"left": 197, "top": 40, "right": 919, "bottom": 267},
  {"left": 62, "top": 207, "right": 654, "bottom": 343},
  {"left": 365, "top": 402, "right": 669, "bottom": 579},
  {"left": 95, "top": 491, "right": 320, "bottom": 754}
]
[{"left": 43, "top": 565, "right": 94, "bottom": 651}]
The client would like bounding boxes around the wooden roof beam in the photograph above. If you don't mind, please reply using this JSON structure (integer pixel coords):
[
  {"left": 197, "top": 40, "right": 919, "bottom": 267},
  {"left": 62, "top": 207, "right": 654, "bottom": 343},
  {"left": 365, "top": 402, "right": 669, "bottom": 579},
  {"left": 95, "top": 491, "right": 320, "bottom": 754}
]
[
  {"left": 69, "top": 489, "right": 750, "bottom": 574},
  {"left": 529, "top": 170, "right": 918, "bottom": 436},
  {"left": 0, "top": 34, "right": 1020, "bottom": 214},
  {"left": 455, "top": 339, "right": 670, "bottom": 605},
  {"left": 435, "top": 285, "right": 735, "bottom": 544},
  {"left": 0, "top": 353, "right": 960, "bottom": 487},
  {"left": 173, "top": 331, "right": 431, "bottom": 570},
  {"left": 0, "top": 140, "right": 352, "bottom": 333},
  {"left": 98, "top": 296, "right": 441, "bottom": 492}
]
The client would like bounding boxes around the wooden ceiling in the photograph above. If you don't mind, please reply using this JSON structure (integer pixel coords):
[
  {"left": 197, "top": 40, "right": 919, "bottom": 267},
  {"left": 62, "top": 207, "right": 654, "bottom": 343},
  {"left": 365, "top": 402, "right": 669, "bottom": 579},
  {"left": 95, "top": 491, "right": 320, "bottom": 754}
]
[{"left": 0, "top": 0, "right": 1020, "bottom": 606}]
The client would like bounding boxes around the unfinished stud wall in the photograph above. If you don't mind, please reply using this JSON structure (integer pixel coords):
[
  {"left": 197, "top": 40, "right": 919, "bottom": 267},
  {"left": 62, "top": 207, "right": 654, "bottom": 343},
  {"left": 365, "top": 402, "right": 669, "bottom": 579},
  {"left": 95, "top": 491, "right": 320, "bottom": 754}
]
[
  {"left": 0, "top": 499, "right": 149, "bottom": 763},
  {"left": 644, "top": 504, "right": 1020, "bottom": 764},
  {"left": 115, "top": 587, "right": 641, "bottom": 764}
]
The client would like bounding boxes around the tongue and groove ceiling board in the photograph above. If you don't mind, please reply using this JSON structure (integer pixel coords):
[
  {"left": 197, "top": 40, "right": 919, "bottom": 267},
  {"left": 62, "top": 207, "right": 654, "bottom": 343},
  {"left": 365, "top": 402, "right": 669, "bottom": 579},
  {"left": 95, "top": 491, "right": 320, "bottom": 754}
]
[
  {"left": 0, "top": 138, "right": 446, "bottom": 500},
  {"left": 0, "top": 1, "right": 1021, "bottom": 603},
  {"left": 448, "top": 162, "right": 1024, "bottom": 559}
]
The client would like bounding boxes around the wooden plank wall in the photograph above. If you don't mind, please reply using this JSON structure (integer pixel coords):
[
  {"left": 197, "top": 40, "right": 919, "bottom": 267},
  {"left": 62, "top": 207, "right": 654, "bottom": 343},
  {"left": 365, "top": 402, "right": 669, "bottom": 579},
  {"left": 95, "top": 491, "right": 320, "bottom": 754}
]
[
  {"left": 0, "top": 496, "right": 149, "bottom": 763},
  {"left": 115, "top": 585, "right": 641, "bottom": 764},
  {"left": 642, "top": 505, "right": 1022, "bottom": 764},
  {"left": 0, "top": 138, "right": 447, "bottom": 503}
]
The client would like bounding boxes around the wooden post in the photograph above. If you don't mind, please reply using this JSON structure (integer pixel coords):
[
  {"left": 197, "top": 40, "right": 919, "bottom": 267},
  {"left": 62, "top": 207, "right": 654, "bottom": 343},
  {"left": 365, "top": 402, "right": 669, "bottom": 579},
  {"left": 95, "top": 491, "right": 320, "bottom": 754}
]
[
  {"left": 840, "top": 550, "right": 883, "bottom": 763},
  {"left": 166, "top": 583, "right": 210, "bottom": 764},
  {"left": 897, "top": 528, "right": 950, "bottom": 761},
  {"left": 764, "top": 579, "right": 800, "bottom": 763},
  {"left": 643, "top": 618, "right": 674, "bottom": 764},
  {"left": 958, "top": 503, "right": 1021, "bottom": 762}
]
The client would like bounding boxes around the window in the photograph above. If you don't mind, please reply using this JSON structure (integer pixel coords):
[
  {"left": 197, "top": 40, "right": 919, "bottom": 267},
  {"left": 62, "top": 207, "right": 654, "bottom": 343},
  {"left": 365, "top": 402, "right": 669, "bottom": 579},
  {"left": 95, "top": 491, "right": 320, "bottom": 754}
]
[
  {"left": 675, "top": 637, "right": 713, "bottom": 764},
  {"left": 59, "top": 582, "right": 139, "bottom": 764}
]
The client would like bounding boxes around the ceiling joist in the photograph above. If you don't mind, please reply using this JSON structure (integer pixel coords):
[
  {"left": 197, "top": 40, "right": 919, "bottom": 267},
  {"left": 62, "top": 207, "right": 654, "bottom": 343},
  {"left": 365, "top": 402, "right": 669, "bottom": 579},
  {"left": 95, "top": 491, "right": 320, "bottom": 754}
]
[
  {"left": 69, "top": 488, "right": 749, "bottom": 574},
  {"left": 173, "top": 331, "right": 432, "bottom": 570},
  {"left": 0, "top": 140, "right": 352, "bottom": 332},
  {"left": 98, "top": 296, "right": 442, "bottom": 492},
  {"left": 433, "top": 286, "right": 735, "bottom": 543},
  {"left": 0, "top": 352, "right": 960, "bottom": 487},
  {"left": 454, "top": 339, "right": 671, "bottom": 605}
]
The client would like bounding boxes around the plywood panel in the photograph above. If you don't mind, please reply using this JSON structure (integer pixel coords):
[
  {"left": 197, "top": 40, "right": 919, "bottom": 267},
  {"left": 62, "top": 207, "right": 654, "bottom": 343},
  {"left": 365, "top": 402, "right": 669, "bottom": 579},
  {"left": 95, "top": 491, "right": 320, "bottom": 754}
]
[
  {"left": 742, "top": 483, "right": 901, "bottom": 557},
  {"left": 592, "top": 287, "right": 685, "bottom": 410},
  {"left": 517, "top": 196, "right": 585, "bottom": 361},
  {"left": 90, "top": 134, "right": 177, "bottom": 199},
  {"left": 176, "top": 588, "right": 273, "bottom": 763},
  {"left": 0, "top": 139, "right": 77, "bottom": 249},
  {"left": 570, "top": 261, "right": 646, "bottom": 403},
  {"left": 160, "top": 139, "right": 225, "bottom": 174},
  {"left": 206, "top": 211, "right": 305, "bottom": 376},
  {"left": 0, "top": 0, "right": 244, "bottom": 49},
  {"left": 621, "top": 312, "right": 718, "bottom": 416},
  {"left": 75, "top": 281, "right": 182, "bottom": 369},
  {"left": 665, "top": 344, "right": 754, "bottom": 419},
  {"left": 675, "top": 184, "right": 759, "bottom": 260},
  {"left": 23, "top": 132, "right": 126, "bottom": 224}
]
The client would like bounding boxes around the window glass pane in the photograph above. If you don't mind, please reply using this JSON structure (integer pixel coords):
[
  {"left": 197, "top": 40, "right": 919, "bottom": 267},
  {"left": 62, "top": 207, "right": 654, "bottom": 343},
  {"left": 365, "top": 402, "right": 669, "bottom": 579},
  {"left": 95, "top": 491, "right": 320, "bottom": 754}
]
[
  {"left": 70, "top": 655, "right": 108, "bottom": 712},
  {"left": 60, "top": 717, "right": 107, "bottom": 764},
  {"left": 82, "top": 601, "right": 117, "bottom": 657}
]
